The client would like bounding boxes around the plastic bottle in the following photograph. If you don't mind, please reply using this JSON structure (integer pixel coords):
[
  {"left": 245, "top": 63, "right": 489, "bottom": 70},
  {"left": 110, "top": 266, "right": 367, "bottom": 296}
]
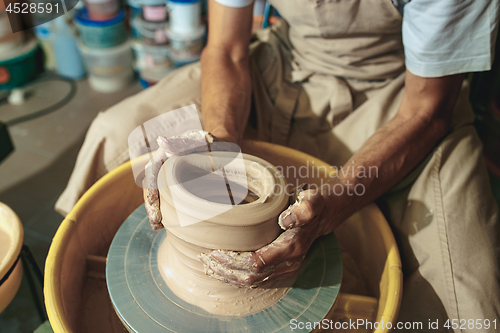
[{"left": 51, "top": 15, "right": 86, "bottom": 79}]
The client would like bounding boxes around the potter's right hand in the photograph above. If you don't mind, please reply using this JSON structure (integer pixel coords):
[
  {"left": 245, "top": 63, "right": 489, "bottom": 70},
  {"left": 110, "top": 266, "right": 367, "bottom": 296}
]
[
  {"left": 143, "top": 130, "right": 220, "bottom": 230},
  {"left": 199, "top": 188, "right": 331, "bottom": 287}
]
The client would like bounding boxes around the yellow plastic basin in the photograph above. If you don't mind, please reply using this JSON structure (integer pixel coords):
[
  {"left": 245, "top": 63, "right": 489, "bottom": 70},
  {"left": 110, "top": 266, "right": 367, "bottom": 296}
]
[
  {"left": 0, "top": 202, "right": 24, "bottom": 314},
  {"left": 45, "top": 141, "right": 402, "bottom": 332}
]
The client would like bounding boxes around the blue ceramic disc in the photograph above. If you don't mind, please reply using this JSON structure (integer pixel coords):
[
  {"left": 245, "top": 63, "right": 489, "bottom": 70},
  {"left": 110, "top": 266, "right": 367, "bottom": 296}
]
[{"left": 107, "top": 205, "right": 342, "bottom": 333}]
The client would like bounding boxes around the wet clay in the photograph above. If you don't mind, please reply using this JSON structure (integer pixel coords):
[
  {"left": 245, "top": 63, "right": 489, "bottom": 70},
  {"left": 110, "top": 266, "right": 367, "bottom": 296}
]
[{"left": 157, "top": 152, "right": 292, "bottom": 316}]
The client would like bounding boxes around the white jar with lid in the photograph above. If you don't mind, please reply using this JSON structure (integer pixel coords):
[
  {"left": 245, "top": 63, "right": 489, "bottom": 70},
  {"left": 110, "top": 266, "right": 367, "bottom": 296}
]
[{"left": 167, "top": 0, "right": 201, "bottom": 34}]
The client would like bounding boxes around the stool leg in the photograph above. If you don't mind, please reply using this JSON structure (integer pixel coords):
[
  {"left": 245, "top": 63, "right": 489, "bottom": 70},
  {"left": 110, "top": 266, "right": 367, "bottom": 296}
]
[
  {"left": 21, "top": 246, "right": 44, "bottom": 286},
  {"left": 21, "top": 245, "right": 46, "bottom": 322}
]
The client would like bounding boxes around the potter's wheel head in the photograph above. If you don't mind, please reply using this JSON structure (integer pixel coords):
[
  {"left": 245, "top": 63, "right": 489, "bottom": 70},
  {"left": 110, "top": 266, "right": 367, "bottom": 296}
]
[{"left": 106, "top": 205, "right": 342, "bottom": 332}]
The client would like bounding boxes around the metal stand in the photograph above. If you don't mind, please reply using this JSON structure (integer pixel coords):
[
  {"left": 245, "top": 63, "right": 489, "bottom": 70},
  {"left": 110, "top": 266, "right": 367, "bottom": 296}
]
[{"left": 21, "top": 245, "right": 46, "bottom": 323}]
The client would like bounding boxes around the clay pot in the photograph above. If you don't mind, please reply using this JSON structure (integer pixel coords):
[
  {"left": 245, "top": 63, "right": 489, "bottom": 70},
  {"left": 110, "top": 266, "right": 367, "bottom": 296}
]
[
  {"left": 156, "top": 152, "right": 291, "bottom": 316},
  {"left": 158, "top": 152, "right": 288, "bottom": 251}
]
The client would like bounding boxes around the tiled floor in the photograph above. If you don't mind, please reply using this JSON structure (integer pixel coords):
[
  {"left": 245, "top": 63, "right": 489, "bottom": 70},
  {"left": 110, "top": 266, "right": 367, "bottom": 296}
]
[{"left": 0, "top": 76, "right": 141, "bottom": 333}]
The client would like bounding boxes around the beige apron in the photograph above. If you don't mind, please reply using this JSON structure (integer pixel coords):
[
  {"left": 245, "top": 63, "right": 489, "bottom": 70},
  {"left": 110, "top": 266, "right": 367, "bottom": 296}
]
[
  {"left": 56, "top": 1, "right": 500, "bottom": 331},
  {"left": 249, "top": 0, "right": 405, "bottom": 147}
]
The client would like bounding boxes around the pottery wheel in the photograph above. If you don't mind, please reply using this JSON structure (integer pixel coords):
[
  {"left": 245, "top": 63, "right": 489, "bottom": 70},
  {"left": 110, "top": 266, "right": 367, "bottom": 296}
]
[{"left": 106, "top": 205, "right": 343, "bottom": 333}]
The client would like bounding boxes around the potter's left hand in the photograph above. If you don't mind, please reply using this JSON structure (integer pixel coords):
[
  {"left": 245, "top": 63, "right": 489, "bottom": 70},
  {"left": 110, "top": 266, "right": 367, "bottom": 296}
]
[{"left": 199, "top": 188, "right": 328, "bottom": 287}]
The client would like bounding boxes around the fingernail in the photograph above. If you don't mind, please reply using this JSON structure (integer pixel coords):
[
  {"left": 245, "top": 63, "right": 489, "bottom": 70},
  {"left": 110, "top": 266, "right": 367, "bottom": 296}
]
[{"left": 279, "top": 210, "right": 297, "bottom": 229}]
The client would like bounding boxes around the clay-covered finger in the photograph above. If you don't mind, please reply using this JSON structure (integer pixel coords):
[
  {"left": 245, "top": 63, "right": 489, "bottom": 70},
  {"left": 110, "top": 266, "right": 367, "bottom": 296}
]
[
  {"left": 199, "top": 252, "right": 265, "bottom": 287},
  {"left": 278, "top": 189, "right": 325, "bottom": 229},
  {"left": 144, "top": 188, "right": 163, "bottom": 230},
  {"left": 206, "top": 250, "right": 261, "bottom": 272},
  {"left": 199, "top": 252, "right": 255, "bottom": 286},
  {"left": 255, "top": 227, "right": 317, "bottom": 268},
  {"left": 201, "top": 259, "right": 263, "bottom": 287},
  {"left": 200, "top": 252, "right": 301, "bottom": 287},
  {"left": 206, "top": 230, "right": 301, "bottom": 274},
  {"left": 157, "top": 130, "right": 213, "bottom": 155},
  {"left": 143, "top": 149, "right": 167, "bottom": 229}
]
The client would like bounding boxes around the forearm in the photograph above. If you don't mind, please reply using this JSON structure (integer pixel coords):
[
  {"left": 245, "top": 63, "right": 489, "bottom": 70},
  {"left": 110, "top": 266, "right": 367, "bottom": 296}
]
[
  {"left": 200, "top": 45, "right": 252, "bottom": 144},
  {"left": 319, "top": 72, "right": 465, "bottom": 235},
  {"left": 319, "top": 112, "right": 447, "bottom": 233}
]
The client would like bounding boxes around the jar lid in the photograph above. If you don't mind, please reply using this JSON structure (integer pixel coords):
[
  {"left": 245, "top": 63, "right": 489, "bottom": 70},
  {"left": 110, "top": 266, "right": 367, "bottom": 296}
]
[
  {"left": 168, "top": 0, "right": 200, "bottom": 4},
  {"left": 74, "top": 8, "right": 125, "bottom": 27},
  {"left": 166, "top": 24, "right": 205, "bottom": 40},
  {"left": 77, "top": 39, "right": 132, "bottom": 55},
  {"left": 130, "top": 0, "right": 167, "bottom": 6}
]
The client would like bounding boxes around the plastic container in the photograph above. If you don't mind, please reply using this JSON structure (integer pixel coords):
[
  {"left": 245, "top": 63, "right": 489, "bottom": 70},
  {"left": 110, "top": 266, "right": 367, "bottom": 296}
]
[
  {"left": 139, "top": 65, "right": 173, "bottom": 87},
  {"left": 134, "top": 16, "right": 168, "bottom": 45},
  {"left": 143, "top": 5, "right": 167, "bottom": 22},
  {"left": 170, "top": 52, "right": 199, "bottom": 68},
  {"left": 33, "top": 23, "right": 56, "bottom": 70},
  {"left": 0, "top": 11, "right": 24, "bottom": 54},
  {"left": 167, "top": 25, "right": 205, "bottom": 61},
  {"left": 89, "top": 69, "right": 134, "bottom": 93},
  {"left": 0, "top": 39, "right": 43, "bottom": 90},
  {"left": 168, "top": 0, "right": 201, "bottom": 34},
  {"left": 75, "top": 9, "right": 127, "bottom": 48},
  {"left": 51, "top": 16, "right": 86, "bottom": 79},
  {"left": 0, "top": 202, "right": 24, "bottom": 314},
  {"left": 0, "top": 202, "right": 24, "bottom": 312},
  {"left": 78, "top": 40, "right": 133, "bottom": 76},
  {"left": 84, "top": 0, "right": 120, "bottom": 21},
  {"left": 77, "top": 40, "right": 134, "bottom": 93},
  {"left": 131, "top": 39, "right": 146, "bottom": 69},
  {"left": 143, "top": 44, "right": 171, "bottom": 68},
  {"left": 132, "top": 0, "right": 165, "bottom": 5},
  {"left": 127, "top": 0, "right": 143, "bottom": 39}
]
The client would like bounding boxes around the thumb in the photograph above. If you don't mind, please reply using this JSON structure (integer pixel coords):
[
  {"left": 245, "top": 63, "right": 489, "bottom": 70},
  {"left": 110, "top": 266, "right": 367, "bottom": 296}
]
[{"left": 278, "top": 189, "right": 325, "bottom": 229}]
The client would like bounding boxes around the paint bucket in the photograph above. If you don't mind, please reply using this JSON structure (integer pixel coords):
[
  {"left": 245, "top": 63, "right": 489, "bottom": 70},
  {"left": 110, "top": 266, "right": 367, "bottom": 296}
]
[
  {"left": 168, "top": 0, "right": 201, "bottom": 34},
  {"left": 0, "top": 39, "right": 43, "bottom": 90},
  {"left": 84, "top": 0, "right": 120, "bottom": 21},
  {"left": 167, "top": 25, "right": 205, "bottom": 62},
  {"left": 134, "top": 16, "right": 168, "bottom": 45},
  {"left": 78, "top": 40, "right": 133, "bottom": 77},
  {"left": 75, "top": 9, "right": 127, "bottom": 48}
]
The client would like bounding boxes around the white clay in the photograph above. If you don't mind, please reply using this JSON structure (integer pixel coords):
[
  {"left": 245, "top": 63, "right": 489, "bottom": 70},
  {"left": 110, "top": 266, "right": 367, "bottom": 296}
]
[{"left": 157, "top": 152, "right": 292, "bottom": 316}]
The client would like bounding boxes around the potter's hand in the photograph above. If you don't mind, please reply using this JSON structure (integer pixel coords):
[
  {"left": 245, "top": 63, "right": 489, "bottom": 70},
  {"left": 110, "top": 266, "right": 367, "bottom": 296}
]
[
  {"left": 199, "top": 188, "right": 327, "bottom": 287},
  {"left": 143, "top": 130, "right": 222, "bottom": 230}
]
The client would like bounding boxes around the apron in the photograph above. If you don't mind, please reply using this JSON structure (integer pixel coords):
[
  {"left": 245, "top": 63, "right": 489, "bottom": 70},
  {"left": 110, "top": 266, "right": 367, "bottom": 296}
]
[{"left": 249, "top": 0, "right": 405, "bottom": 156}]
